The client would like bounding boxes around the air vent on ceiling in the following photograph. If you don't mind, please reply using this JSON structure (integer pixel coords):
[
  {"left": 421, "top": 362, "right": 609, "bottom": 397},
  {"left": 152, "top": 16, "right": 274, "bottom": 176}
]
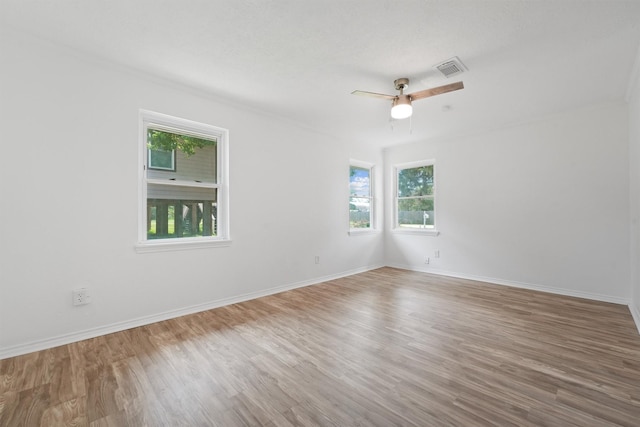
[{"left": 434, "top": 57, "right": 467, "bottom": 78}]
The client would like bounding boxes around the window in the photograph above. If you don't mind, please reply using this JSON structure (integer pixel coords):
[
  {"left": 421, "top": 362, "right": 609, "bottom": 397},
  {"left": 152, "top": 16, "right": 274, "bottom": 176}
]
[
  {"left": 349, "top": 160, "right": 374, "bottom": 233},
  {"left": 137, "top": 110, "right": 229, "bottom": 252},
  {"left": 148, "top": 147, "right": 175, "bottom": 171},
  {"left": 395, "top": 160, "right": 438, "bottom": 235}
]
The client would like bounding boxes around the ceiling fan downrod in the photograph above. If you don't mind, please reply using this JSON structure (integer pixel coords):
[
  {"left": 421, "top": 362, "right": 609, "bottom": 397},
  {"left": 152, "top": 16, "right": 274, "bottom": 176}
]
[{"left": 394, "top": 78, "right": 410, "bottom": 93}]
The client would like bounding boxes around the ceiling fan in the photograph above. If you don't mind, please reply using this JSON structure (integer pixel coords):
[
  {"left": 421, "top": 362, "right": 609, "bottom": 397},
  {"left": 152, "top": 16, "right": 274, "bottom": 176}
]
[{"left": 351, "top": 78, "right": 464, "bottom": 120}]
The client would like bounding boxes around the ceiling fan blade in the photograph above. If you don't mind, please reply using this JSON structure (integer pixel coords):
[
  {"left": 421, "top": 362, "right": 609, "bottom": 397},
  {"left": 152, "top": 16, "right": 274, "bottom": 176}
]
[
  {"left": 351, "top": 90, "right": 397, "bottom": 101},
  {"left": 408, "top": 81, "right": 464, "bottom": 101}
]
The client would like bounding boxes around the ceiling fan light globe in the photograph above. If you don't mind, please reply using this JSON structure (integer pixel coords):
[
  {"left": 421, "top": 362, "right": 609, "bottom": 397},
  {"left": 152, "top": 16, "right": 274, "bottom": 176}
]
[
  {"left": 391, "top": 95, "right": 412, "bottom": 119},
  {"left": 391, "top": 104, "right": 412, "bottom": 119}
]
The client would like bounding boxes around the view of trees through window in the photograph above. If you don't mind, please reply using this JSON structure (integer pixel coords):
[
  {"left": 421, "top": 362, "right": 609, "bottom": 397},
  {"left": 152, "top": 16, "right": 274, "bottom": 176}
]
[
  {"left": 147, "top": 129, "right": 216, "bottom": 155},
  {"left": 397, "top": 163, "right": 435, "bottom": 229}
]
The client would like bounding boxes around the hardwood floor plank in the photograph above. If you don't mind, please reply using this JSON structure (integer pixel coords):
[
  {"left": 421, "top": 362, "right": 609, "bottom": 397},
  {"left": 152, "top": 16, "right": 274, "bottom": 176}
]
[
  {"left": 555, "top": 388, "right": 639, "bottom": 427},
  {"left": 1, "top": 267, "right": 640, "bottom": 426},
  {"left": 0, "top": 353, "right": 39, "bottom": 395},
  {"left": 1, "top": 384, "right": 50, "bottom": 427},
  {"left": 85, "top": 366, "right": 119, "bottom": 423},
  {"left": 0, "top": 391, "right": 19, "bottom": 426},
  {"left": 39, "top": 397, "right": 87, "bottom": 427}
]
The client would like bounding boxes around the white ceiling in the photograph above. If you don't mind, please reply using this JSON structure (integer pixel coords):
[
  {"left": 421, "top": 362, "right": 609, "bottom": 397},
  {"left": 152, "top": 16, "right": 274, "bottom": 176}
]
[{"left": 2, "top": 0, "right": 640, "bottom": 147}]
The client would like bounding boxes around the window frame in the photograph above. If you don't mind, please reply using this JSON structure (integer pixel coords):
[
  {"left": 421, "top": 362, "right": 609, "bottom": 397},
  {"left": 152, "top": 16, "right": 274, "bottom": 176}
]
[
  {"left": 136, "top": 110, "right": 230, "bottom": 253},
  {"left": 393, "top": 159, "right": 439, "bottom": 236},
  {"left": 348, "top": 159, "right": 376, "bottom": 235}
]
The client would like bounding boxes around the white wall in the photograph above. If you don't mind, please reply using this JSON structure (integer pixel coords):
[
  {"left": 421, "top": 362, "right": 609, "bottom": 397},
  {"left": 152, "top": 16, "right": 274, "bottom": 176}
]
[
  {"left": 0, "top": 30, "right": 384, "bottom": 358},
  {"left": 629, "top": 50, "right": 640, "bottom": 330},
  {"left": 384, "top": 103, "right": 631, "bottom": 303}
]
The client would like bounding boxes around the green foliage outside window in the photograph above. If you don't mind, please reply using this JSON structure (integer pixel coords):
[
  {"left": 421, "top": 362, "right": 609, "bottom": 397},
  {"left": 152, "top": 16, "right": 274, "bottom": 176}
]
[
  {"left": 397, "top": 164, "right": 435, "bottom": 228},
  {"left": 398, "top": 165, "right": 433, "bottom": 197},
  {"left": 147, "top": 129, "right": 216, "bottom": 156}
]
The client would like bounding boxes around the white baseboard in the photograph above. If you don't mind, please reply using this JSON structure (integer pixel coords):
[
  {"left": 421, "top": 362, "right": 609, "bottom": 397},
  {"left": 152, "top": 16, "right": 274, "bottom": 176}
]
[
  {"left": 0, "top": 264, "right": 384, "bottom": 360},
  {"left": 387, "top": 263, "right": 631, "bottom": 305}
]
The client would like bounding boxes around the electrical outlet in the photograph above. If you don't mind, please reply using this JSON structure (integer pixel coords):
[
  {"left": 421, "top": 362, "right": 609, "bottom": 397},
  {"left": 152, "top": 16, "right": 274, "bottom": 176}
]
[
  {"left": 435, "top": 250, "right": 440, "bottom": 258},
  {"left": 424, "top": 257, "right": 430, "bottom": 264},
  {"left": 315, "top": 256, "right": 320, "bottom": 264},
  {"left": 72, "top": 288, "right": 91, "bottom": 306}
]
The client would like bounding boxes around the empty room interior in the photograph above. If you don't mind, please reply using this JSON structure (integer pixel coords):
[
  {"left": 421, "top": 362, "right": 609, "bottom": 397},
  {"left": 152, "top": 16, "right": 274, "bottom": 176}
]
[{"left": 2, "top": 1, "right": 640, "bottom": 426}]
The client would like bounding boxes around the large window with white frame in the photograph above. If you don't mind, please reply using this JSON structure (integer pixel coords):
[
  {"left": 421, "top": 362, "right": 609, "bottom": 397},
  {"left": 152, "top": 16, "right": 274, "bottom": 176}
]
[
  {"left": 137, "top": 110, "right": 229, "bottom": 252},
  {"left": 395, "top": 160, "right": 437, "bottom": 234},
  {"left": 349, "top": 160, "right": 374, "bottom": 232}
]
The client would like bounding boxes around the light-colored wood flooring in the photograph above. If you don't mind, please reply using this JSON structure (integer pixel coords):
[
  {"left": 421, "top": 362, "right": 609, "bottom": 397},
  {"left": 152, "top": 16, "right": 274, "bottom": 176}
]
[{"left": 1, "top": 267, "right": 640, "bottom": 426}]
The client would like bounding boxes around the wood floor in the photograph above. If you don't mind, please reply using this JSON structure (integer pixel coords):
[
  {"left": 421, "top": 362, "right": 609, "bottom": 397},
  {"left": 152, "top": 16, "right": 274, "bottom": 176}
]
[{"left": 1, "top": 268, "right": 640, "bottom": 426}]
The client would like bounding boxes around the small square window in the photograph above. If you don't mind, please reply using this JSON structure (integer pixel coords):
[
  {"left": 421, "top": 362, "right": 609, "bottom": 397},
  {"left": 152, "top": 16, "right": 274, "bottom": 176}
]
[{"left": 148, "top": 148, "right": 175, "bottom": 171}]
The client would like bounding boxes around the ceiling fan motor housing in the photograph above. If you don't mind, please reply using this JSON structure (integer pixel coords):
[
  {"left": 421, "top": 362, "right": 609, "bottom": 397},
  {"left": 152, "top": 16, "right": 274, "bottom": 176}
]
[{"left": 394, "top": 78, "right": 410, "bottom": 92}]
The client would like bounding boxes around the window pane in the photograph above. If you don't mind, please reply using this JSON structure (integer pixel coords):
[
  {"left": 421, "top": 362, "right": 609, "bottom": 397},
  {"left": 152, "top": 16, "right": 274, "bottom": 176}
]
[
  {"left": 147, "top": 128, "right": 217, "bottom": 183},
  {"left": 146, "top": 129, "right": 219, "bottom": 240},
  {"left": 350, "top": 166, "right": 370, "bottom": 197},
  {"left": 398, "top": 165, "right": 433, "bottom": 197},
  {"left": 349, "top": 197, "right": 371, "bottom": 228},
  {"left": 147, "top": 198, "right": 218, "bottom": 239},
  {"left": 398, "top": 198, "right": 434, "bottom": 228}
]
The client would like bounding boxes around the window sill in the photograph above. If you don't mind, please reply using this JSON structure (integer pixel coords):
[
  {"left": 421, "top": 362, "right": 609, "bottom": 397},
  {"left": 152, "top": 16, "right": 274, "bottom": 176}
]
[
  {"left": 393, "top": 228, "right": 440, "bottom": 236},
  {"left": 348, "top": 228, "right": 378, "bottom": 236},
  {"left": 135, "top": 238, "right": 232, "bottom": 253}
]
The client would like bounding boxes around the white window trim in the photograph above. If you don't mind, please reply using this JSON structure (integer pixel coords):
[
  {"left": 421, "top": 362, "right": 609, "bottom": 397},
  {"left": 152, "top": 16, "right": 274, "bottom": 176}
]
[
  {"left": 135, "top": 110, "right": 230, "bottom": 253},
  {"left": 348, "top": 228, "right": 378, "bottom": 236},
  {"left": 393, "top": 159, "right": 439, "bottom": 236},
  {"left": 349, "top": 159, "right": 377, "bottom": 235}
]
